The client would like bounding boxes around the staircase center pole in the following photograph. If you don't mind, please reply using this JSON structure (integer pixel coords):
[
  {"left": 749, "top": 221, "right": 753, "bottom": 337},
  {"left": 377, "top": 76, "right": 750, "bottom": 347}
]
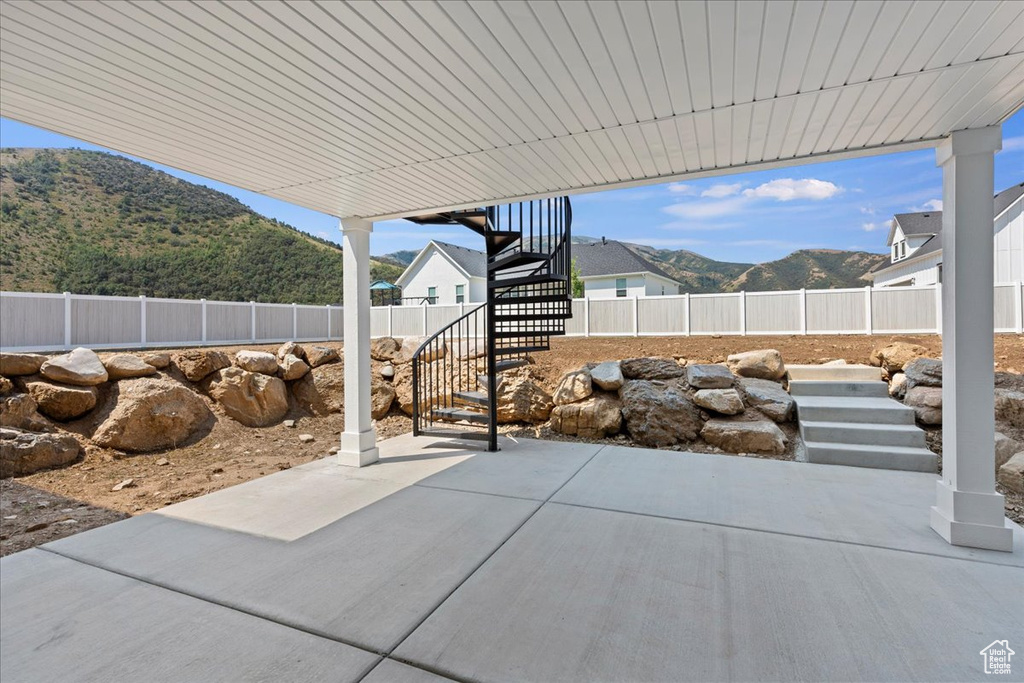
[{"left": 486, "top": 231, "right": 499, "bottom": 453}]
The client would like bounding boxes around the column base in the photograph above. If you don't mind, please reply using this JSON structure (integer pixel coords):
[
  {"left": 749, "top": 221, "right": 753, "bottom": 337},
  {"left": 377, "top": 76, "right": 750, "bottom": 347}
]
[
  {"left": 337, "top": 429, "right": 379, "bottom": 468},
  {"left": 930, "top": 481, "right": 1013, "bottom": 551}
]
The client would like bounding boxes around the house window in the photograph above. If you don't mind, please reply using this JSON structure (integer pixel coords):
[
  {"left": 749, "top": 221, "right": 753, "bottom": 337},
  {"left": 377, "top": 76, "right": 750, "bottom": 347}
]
[
  {"left": 427, "top": 286, "right": 437, "bottom": 305},
  {"left": 661, "top": 285, "right": 665, "bottom": 296},
  {"left": 615, "top": 278, "right": 627, "bottom": 298},
  {"left": 455, "top": 284, "right": 464, "bottom": 303}
]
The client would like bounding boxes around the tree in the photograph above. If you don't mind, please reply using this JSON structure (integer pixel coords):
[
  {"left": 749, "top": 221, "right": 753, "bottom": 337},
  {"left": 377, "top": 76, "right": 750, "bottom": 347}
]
[{"left": 570, "top": 257, "right": 584, "bottom": 299}]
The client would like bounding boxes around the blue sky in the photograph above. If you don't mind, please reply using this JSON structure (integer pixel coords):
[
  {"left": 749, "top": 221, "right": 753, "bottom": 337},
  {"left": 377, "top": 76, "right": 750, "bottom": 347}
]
[{"left": 2, "top": 112, "right": 1022, "bottom": 264}]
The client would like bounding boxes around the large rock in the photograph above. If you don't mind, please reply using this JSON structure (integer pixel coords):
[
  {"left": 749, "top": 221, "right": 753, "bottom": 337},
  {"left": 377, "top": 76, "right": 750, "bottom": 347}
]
[
  {"left": 590, "top": 361, "right": 624, "bottom": 391},
  {"left": 621, "top": 357, "right": 685, "bottom": 381},
  {"left": 685, "top": 364, "right": 734, "bottom": 389},
  {"left": 103, "top": 354, "right": 157, "bottom": 380},
  {"left": 140, "top": 352, "right": 171, "bottom": 369},
  {"left": 205, "top": 368, "right": 288, "bottom": 427},
  {"left": 371, "top": 377, "right": 395, "bottom": 419},
  {"left": 0, "top": 394, "right": 49, "bottom": 432},
  {"left": 998, "top": 452, "right": 1024, "bottom": 494},
  {"left": 693, "top": 388, "right": 744, "bottom": 415},
  {"left": 394, "top": 336, "right": 446, "bottom": 364},
  {"left": 0, "top": 377, "right": 11, "bottom": 396},
  {"left": 889, "top": 372, "right": 908, "bottom": 399},
  {"left": 550, "top": 393, "right": 622, "bottom": 438},
  {"left": 391, "top": 362, "right": 451, "bottom": 416},
  {"left": 25, "top": 380, "right": 98, "bottom": 421},
  {"left": 995, "top": 432, "right": 1022, "bottom": 471},
  {"left": 995, "top": 389, "right": 1024, "bottom": 428},
  {"left": 277, "top": 341, "right": 305, "bottom": 361},
  {"left": 736, "top": 378, "right": 794, "bottom": 422},
  {"left": 279, "top": 354, "right": 310, "bottom": 381},
  {"left": 92, "top": 377, "right": 211, "bottom": 452},
  {"left": 0, "top": 352, "right": 47, "bottom": 377},
  {"left": 40, "top": 348, "right": 108, "bottom": 386},
  {"left": 903, "top": 357, "right": 942, "bottom": 389},
  {"left": 726, "top": 349, "right": 785, "bottom": 380},
  {"left": 291, "top": 363, "right": 345, "bottom": 416},
  {"left": 0, "top": 427, "right": 80, "bottom": 477},
  {"left": 304, "top": 345, "right": 339, "bottom": 368},
  {"left": 870, "top": 342, "right": 930, "bottom": 374},
  {"left": 553, "top": 369, "right": 593, "bottom": 406},
  {"left": 234, "top": 350, "right": 279, "bottom": 375},
  {"left": 370, "top": 337, "right": 402, "bottom": 362},
  {"left": 904, "top": 386, "right": 942, "bottom": 425},
  {"left": 495, "top": 367, "right": 553, "bottom": 424},
  {"left": 619, "top": 380, "right": 702, "bottom": 447},
  {"left": 174, "top": 349, "right": 231, "bottom": 382},
  {"left": 701, "top": 418, "right": 787, "bottom": 455},
  {"left": 451, "top": 338, "right": 486, "bottom": 360}
]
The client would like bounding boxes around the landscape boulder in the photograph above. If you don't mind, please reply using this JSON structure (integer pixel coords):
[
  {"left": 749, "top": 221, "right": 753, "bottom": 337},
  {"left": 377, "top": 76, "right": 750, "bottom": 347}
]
[
  {"left": 870, "top": 342, "right": 930, "bottom": 374},
  {"left": 391, "top": 362, "right": 450, "bottom": 416},
  {"left": 0, "top": 393, "right": 50, "bottom": 432},
  {"left": 92, "top": 377, "right": 212, "bottom": 452},
  {"left": 140, "top": 352, "right": 171, "bottom": 369},
  {"left": 621, "top": 357, "right": 685, "bottom": 381},
  {"left": 995, "top": 432, "right": 1022, "bottom": 470},
  {"left": 619, "top": 380, "right": 702, "bottom": 447},
  {"left": 394, "top": 336, "right": 446, "bottom": 364},
  {"left": 0, "top": 427, "right": 80, "bottom": 477},
  {"left": 726, "top": 349, "right": 785, "bottom": 380},
  {"left": 174, "top": 349, "right": 231, "bottom": 382},
  {"left": 103, "top": 354, "right": 158, "bottom": 380},
  {"left": 234, "top": 350, "right": 279, "bottom": 375},
  {"left": 205, "top": 367, "right": 288, "bottom": 427},
  {"left": 0, "top": 377, "right": 11, "bottom": 395},
  {"left": 371, "top": 377, "right": 395, "bottom": 419},
  {"left": 304, "top": 345, "right": 339, "bottom": 368},
  {"left": 40, "top": 348, "right": 108, "bottom": 386},
  {"left": 279, "top": 354, "right": 310, "bottom": 381},
  {"left": 998, "top": 452, "right": 1024, "bottom": 494},
  {"left": 905, "top": 386, "right": 942, "bottom": 425},
  {"left": 736, "top": 378, "right": 794, "bottom": 422},
  {"left": 0, "top": 352, "right": 47, "bottom": 377},
  {"left": 889, "top": 372, "right": 908, "bottom": 399},
  {"left": 550, "top": 393, "right": 622, "bottom": 438},
  {"left": 451, "top": 338, "right": 486, "bottom": 360},
  {"left": 685, "top": 364, "right": 734, "bottom": 389},
  {"left": 903, "top": 357, "right": 942, "bottom": 389},
  {"left": 553, "top": 369, "right": 593, "bottom": 406},
  {"left": 370, "top": 337, "right": 402, "bottom": 362},
  {"left": 700, "top": 418, "right": 787, "bottom": 455},
  {"left": 495, "top": 366, "right": 553, "bottom": 424},
  {"left": 277, "top": 341, "right": 305, "bottom": 362},
  {"left": 25, "top": 380, "right": 98, "bottom": 421},
  {"left": 291, "top": 363, "right": 345, "bottom": 416},
  {"left": 590, "top": 361, "right": 624, "bottom": 391},
  {"left": 995, "top": 389, "right": 1024, "bottom": 428},
  {"left": 693, "top": 388, "right": 745, "bottom": 415}
]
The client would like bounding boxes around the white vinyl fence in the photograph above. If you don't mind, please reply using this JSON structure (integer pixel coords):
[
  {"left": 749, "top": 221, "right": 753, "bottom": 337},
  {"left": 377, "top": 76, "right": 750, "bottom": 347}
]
[{"left": 3, "top": 283, "right": 1022, "bottom": 352}]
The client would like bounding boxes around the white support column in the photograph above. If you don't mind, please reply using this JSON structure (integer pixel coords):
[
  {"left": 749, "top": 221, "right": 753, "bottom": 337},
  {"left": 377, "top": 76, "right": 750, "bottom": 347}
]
[
  {"left": 930, "top": 126, "right": 1012, "bottom": 552},
  {"left": 338, "top": 217, "right": 379, "bottom": 467}
]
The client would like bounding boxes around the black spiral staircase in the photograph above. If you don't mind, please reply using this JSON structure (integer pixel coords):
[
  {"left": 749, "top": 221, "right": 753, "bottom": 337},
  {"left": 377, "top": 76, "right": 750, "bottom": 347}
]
[{"left": 405, "top": 197, "right": 572, "bottom": 451}]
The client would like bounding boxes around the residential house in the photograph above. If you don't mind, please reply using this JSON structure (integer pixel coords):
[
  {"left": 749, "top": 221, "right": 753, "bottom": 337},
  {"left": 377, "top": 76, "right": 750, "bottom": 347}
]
[
  {"left": 871, "top": 181, "right": 1023, "bottom": 287},
  {"left": 394, "top": 241, "right": 487, "bottom": 304},
  {"left": 573, "top": 239, "right": 683, "bottom": 298}
]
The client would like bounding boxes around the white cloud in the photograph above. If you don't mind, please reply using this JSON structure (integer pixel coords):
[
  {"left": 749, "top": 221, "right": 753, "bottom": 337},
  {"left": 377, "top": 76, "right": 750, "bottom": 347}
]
[
  {"left": 701, "top": 182, "right": 743, "bottom": 198},
  {"left": 742, "top": 178, "right": 842, "bottom": 201},
  {"left": 666, "top": 182, "right": 696, "bottom": 195},
  {"left": 908, "top": 199, "right": 942, "bottom": 212},
  {"left": 1002, "top": 135, "right": 1024, "bottom": 152},
  {"left": 861, "top": 221, "right": 885, "bottom": 232},
  {"left": 859, "top": 205, "right": 876, "bottom": 215},
  {"left": 662, "top": 196, "right": 750, "bottom": 219}
]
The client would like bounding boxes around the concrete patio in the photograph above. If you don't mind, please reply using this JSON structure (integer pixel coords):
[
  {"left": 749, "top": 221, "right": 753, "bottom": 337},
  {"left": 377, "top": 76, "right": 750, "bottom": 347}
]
[{"left": 2, "top": 433, "right": 1022, "bottom": 682}]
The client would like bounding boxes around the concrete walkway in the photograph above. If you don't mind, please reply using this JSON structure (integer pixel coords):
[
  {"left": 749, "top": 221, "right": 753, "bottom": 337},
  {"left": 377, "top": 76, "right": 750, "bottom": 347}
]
[{"left": 2, "top": 434, "right": 1022, "bottom": 682}]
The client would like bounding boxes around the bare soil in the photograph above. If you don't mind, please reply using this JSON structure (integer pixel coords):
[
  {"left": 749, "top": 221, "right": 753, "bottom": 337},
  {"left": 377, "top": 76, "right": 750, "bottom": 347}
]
[{"left": 3, "top": 333, "right": 1022, "bottom": 555}]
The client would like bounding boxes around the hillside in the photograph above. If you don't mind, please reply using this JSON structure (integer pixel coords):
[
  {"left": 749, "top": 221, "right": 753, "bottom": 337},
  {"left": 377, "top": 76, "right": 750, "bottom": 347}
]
[{"left": 0, "top": 148, "right": 402, "bottom": 304}]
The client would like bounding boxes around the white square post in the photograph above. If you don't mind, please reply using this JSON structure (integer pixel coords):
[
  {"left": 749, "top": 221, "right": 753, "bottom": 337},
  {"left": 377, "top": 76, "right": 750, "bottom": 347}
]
[
  {"left": 929, "top": 126, "right": 1012, "bottom": 551},
  {"left": 338, "top": 217, "right": 379, "bottom": 467}
]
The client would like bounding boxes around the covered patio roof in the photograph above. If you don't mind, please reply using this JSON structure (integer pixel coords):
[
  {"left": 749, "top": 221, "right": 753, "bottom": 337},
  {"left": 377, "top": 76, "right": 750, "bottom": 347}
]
[{"left": 2, "top": 0, "right": 1022, "bottom": 219}]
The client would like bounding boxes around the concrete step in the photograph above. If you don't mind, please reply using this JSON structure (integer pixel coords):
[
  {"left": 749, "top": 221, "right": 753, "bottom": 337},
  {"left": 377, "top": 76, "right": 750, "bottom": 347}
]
[
  {"left": 793, "top": 395, "right": 917, "bottom": 425},
  {"left": 787, "top": 364, "right": 883, "bottom": 382},
  {"left": 799, "top": 420, "right": 927, "bottom": 448},
  {"left": 789, "top": 380, "right": 889, "bottom": 398},
  {"left": 803, "top": 441, "right": 937, "bottom": 472}
]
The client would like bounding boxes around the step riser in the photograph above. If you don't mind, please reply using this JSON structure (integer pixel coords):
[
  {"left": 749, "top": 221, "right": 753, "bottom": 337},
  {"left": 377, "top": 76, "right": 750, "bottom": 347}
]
[
  {"left": 789, "top": 381, "right": 889, "bottom": 398},
  {"left": 796, "top": 405, "right": 916, "bottom": 425},
  {"left": 804, "top": 445, "right": 937, "bottom": 472},
  {"left": 787, "top": 365, "right": 883, "bottom": 381},
  {"left": 800, "top": 425, "right": 926, "bottom": 448}
]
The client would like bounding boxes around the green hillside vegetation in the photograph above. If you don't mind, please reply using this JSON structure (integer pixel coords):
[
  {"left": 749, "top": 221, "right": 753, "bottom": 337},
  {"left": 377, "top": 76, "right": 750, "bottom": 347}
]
[{"left": 0, "top": 148, "right": 402, "bottom": 304}]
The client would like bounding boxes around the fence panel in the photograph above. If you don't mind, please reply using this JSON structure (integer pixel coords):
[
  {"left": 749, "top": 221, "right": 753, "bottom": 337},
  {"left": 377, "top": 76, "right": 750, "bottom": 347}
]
[
  {"left": 391, "top": 306, "right": 425, "bottom": 337},
  {"left": 0, "top": 293, "right": 65, "bottom": 349},
  {"left": 426, "top": 305, "right": 462, "bottom": 334},
  {"left": 746, "top": 292, "right": 801, "bottom": 334},
  {"left": 563, "top": 299, "right": 588, "bottom": 336},
  {"left": 806, "top": 289, "right": 866, "bottom": 333},
  {"left": 638, "top": 297, "right": 688, "bottom": 335},
  {"left": 296, "top": 306, "right": 329, "bottom": 340},
  {"left": 370, "top": 307, "right": 390, "bottom": 338},
  {"left": 690, "top": 294, "right": 742, "bottom": 334},
  {"left": 206, "top": 301, "right": 251, "bottom": 343},
  {"left": 70, "top": 296, "right": 142, "bottom": 347},
  {"left": 329, "top": 306, "right": 343, "bottom": 340},
  {"left": 872, "top": 287, "right": 937, "bottom": 332},
  {"left": 255, "top": 304, "right": 293, "bottom": 341},
  {"left": 589, "top": 299, "right": 634, "bottom": 335},
  {"left": 147, "top": 299, "right": 202, "bottom": 344},
  {"left": 994, "top": 284, "right": 1018, "bottom": 332}
]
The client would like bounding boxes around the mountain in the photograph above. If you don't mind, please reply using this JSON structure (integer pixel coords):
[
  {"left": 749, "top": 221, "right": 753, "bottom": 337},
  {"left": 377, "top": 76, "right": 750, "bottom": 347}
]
[{"left": 0, "top": 148, "right": 403, "bottom": 304}]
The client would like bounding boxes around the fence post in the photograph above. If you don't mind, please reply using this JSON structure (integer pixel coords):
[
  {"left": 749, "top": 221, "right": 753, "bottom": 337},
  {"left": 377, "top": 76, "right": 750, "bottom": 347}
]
[
  {"left": 388, "top": 305, "right": 393, "bottom": 337},
  {"left": 326, "top": 304, "right": 332, "bottom": 341},
  {"left": 63, "top": 292, "right": 72, "bottom": 350},
  {"left": 633, "top": 296, "right": 639, "bottom": 337},
  {"left": 422, "top": 303, "right": 428, "bottom": 336},
  {"left": 739, "top": 291, "right": 747, "bottom": 336},
  {"left": 864, "top": 286, "right": 873, "bottom": 335},
  {"left": 200, "top": 299, "right": 207, "bottom": 345},
  {"left": 684, "top": 292, "right": 690, "bottom": 336},
  {"left": 292, "top": 302, "right": 298, "bottom": 340},
  {"left": 584, "top": 298, "right": 591, "bottom": 337},
  {"left": 250, "top": 301, "right": 257, "bottom": 342},
  {"left": 934, "top": 283, "right": 943, "bottom": 333},
  {"left": 1015, "top": 281, "right": 1023, "bottom": 334},
  {"left": 139, "top": 295, "right": 147, "bottom": 348},
  {"left": 799, "top": 288, "right": 807, "bottom": 335}
]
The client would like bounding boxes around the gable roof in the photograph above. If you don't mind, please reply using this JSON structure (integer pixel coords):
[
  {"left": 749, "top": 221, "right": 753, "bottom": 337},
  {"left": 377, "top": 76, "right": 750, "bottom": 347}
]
[
  {"left": 396, "top": 240, "right": 486, "bottom": 286},
  {"left": 573, "top": 240, "right": 679, "bottom": 282}
]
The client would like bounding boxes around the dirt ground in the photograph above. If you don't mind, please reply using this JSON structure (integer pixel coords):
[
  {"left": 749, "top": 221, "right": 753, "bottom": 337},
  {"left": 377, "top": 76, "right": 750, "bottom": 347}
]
[{"left": 3, "top": 333, "right": 1023, "bottom": 555}]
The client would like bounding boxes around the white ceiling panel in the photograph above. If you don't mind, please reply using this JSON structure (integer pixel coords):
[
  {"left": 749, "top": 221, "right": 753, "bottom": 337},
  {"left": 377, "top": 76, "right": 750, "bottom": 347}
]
[{"left": 1, "top": 0, "right": 1021, "bottom": 220}]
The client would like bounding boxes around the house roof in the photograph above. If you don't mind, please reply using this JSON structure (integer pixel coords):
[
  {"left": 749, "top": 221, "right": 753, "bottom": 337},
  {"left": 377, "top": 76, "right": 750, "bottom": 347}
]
[
  {"left": 397, "top": 241, "right": 487, "bottom": 286},
  {"left": 573, "top": 240, "right": 679, "bottom": 283}
]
